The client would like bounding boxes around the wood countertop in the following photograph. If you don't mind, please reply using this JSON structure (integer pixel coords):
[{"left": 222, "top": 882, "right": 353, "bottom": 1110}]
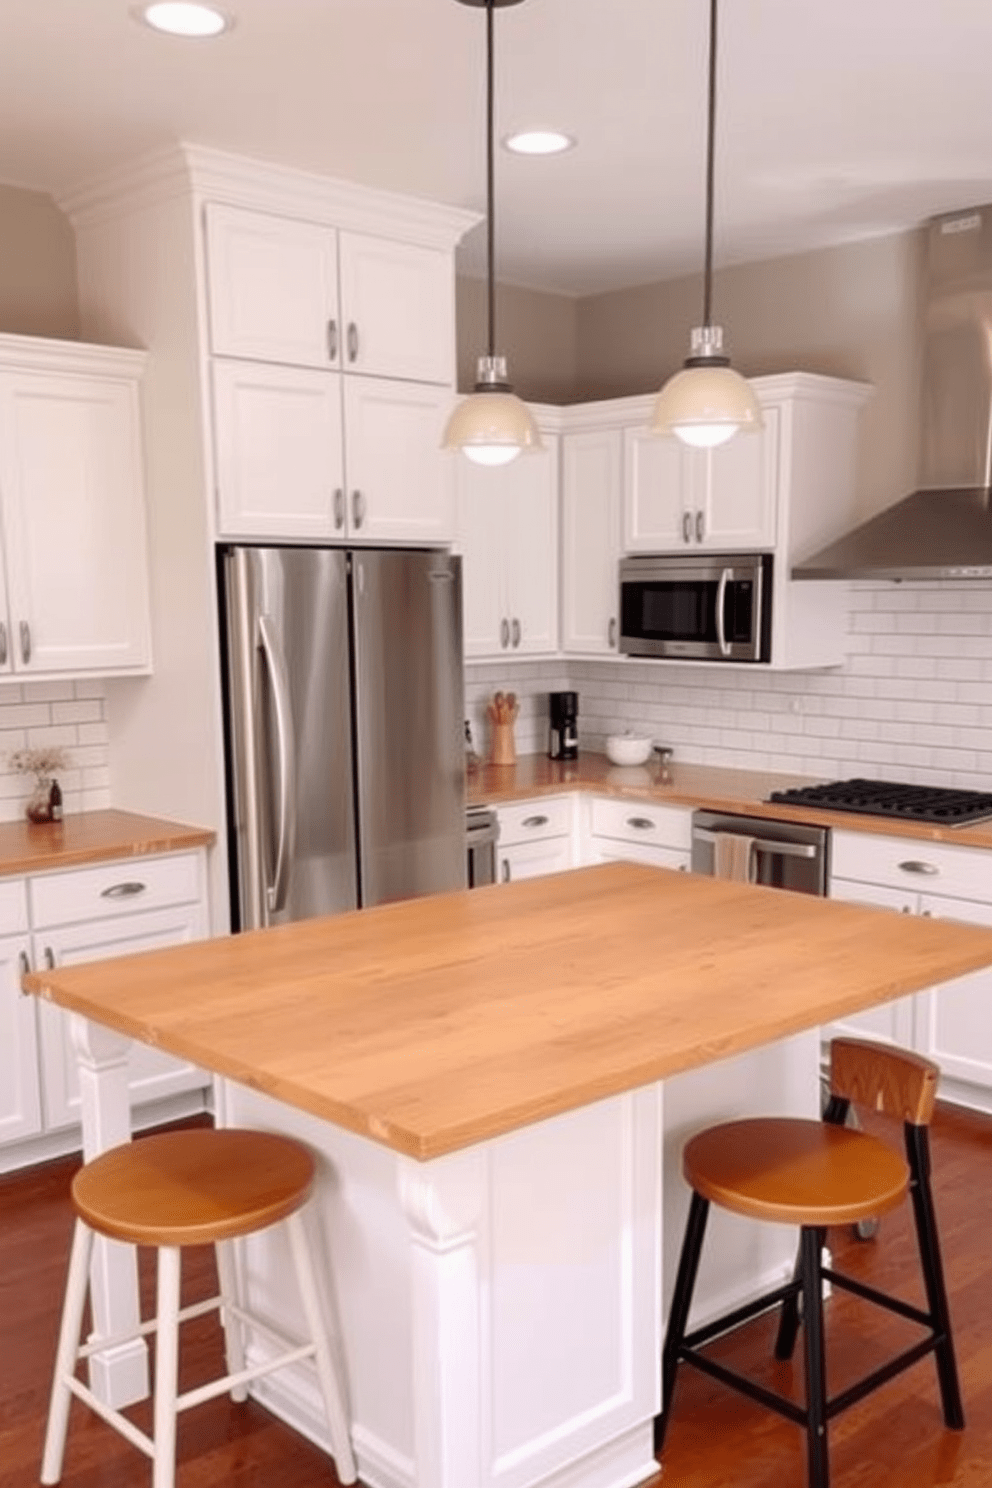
[
  {"left": 0, "top": 809, "right": 215, "bottom": 876},
  {"left": 467, "top": 755, "right": 992, "bottom": 851},
  {"left": 23, "top": 862, "right": 992, "bottom": 1161}
]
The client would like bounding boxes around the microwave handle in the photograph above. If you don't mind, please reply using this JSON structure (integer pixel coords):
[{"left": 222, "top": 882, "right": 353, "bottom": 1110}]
[{"left": 715, "top": 567, "right": 731, "bottom": 656}]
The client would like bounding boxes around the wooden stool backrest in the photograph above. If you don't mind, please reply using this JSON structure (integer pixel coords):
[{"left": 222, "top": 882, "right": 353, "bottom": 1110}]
[{"left": 830, "top": 1037, "right": 939, "bottom": 1126}]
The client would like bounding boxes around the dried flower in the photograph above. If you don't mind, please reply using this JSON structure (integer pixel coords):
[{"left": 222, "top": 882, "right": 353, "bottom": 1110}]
[{"left": 8, "top": 746, "right": 71, "bottom": 779}]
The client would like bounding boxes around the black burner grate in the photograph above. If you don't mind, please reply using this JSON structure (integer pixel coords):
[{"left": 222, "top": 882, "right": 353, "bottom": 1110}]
[{"left": 767, "top": 778, "right": 992, "bottom": 827}]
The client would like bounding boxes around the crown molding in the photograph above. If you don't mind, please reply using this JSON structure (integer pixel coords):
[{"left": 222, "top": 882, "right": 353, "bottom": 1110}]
[
  {"left": 60, "top": 143, "right": 481, "bottom": 251},
  {"left": 0, "top": 331, "right": 146, "bottom": 377}
]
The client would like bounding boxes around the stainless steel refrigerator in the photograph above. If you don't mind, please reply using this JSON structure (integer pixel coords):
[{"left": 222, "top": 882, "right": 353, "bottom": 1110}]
[{"left": 220, "top": 545, "right": 465, "bottom": 931}]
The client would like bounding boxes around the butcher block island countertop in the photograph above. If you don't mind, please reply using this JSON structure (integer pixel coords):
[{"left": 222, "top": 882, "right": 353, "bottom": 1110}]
[
  {"left": 468, "top": 753, "right": 992, "bottom": 849},
  {"left": 0, "top": 808, "right": 215, "bottom": 875},
  {"left": 23, "top": 861, "right": 992, "bottom": 1161}
]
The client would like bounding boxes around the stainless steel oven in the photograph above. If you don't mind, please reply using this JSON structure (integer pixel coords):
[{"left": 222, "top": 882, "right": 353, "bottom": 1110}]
[
  {"left": 691, "top": 810, "right": 828, "bottom": 895},
  {"left": 619, "top": 553, "right": 772, "bottom": 662},
  {"left": 466, "top": 806, "right": 499, "bottom": 888}
]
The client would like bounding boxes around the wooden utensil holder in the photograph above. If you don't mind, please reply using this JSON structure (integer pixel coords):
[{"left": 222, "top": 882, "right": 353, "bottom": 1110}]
[{"left": 490, "top": 720, "right": 517, "bottom": 767}]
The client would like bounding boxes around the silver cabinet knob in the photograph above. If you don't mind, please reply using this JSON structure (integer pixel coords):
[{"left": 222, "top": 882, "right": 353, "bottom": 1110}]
[
  {"left": 608, "top": 617, "right": 617, "bottom": 648},
  {"left": 682, "top": 511, "right": 692, "bottom": 544},
  {"left": 100, "top": 881, "right": 147, "bottom": 900},
  {"left": 501, "top": 858, "right": 511, "bottom": 883},
  {"left": 333, "top": 488, "right": 345, "bottom": 530},
  {"left": 695, "top": 509, "right": 705, "bottom": 543},
  {"left": 327, "top": 319, "right": 338, "bottom": 362},
  {"left": 347, "top": 322, "right": 359, "bottom": 363},
  {"left": 19, "top": 621, "right": 31, "bottom": 665},
  {"left": 500, "top": 618, "right": 510, "bottom": 649},
  {"left": 898, "top": 860, "right": 939, "bottom": 876},
  {"left": 43, "top": 946, "right": 56, "bottom": 970},
  {"left": 522, "top": 815, "right": 549, "bottom": 830},
  {"left": 352, "top": 490, "right": 365, "bottom": 530},
  {"left": 511, "top": 617, "right": 521, "bottom": 649}
]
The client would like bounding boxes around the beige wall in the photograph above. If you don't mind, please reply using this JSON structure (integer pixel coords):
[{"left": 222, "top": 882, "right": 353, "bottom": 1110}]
[
  {"left": 0, "top": 186, "right": 78, "bottom": 338},
  {"left": 575, "top": 230, "right": 926, "bottom": 519},
  {"left": 456, "top": 275, "right": 578, "bottom": 404}
]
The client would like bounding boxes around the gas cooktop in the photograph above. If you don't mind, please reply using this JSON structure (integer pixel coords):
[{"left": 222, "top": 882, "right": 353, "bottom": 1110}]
[{"left": 767, "top": 778, "right": 992, "bottom": 827}]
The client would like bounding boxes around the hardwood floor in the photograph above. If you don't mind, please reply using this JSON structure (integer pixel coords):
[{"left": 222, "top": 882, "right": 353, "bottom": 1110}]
[{"left": 1, "top": 1102, "right": 991, "bottom": 1487}]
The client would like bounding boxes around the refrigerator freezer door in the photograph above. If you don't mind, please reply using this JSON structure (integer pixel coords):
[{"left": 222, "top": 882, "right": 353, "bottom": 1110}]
[
  {"left": 223, "top": 546, "right": 358, "bottom": 929},
  {"left": 351, "top": 549, "right": 466, "bottom": 906}
]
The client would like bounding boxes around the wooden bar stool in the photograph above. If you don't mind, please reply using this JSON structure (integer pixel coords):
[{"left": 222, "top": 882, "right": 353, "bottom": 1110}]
[
  {"left": 655, "top": 1038, "right": 963, "bottom": 1488},
  {"left": 41, "top": 1127, "right": 357, "bottom": 1488}
]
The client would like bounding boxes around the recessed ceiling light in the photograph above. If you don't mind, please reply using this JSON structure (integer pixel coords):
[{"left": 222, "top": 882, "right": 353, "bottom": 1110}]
[
  {"left": 503, "top": 130, "right": 575, "bottom": 157},
  {"left": 135, "top": 3, "right": 232, "bottom": 37}
]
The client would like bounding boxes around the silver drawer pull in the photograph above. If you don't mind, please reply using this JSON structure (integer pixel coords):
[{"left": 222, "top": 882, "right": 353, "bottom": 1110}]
[
  {"left": 627, "top": 816, "right": 655, "bottom": 831},
  {"left": 898, "top": 860, "right": 939, "bottom": 876},
  {"left": 100, "top": 880, "right": 148, "bottom": 900},
  {"left": 522, "top": 815, "right": 549, "bottom": 829},
  {"left": 18, "top": 950, "right": 30, "bottom": 992},
  {"left": 501, "top": 859, "right": 511, "bottom": 883},
  {"left": 44, "top": 946, "right": 56, "bottom": 970},
  {"left": 327, "top": 318, "right": 338, "bottom": 362},
  {"left": 693, "top": 826, "right": 817, "bottom": 859}
]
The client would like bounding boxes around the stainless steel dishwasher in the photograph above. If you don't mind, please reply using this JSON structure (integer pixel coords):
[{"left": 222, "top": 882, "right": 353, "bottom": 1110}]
[
  {"left": 691, "top": 809, "right": 828, "bottom": 895},
  {"left": 466, "top": 806, "right": 499, "bottom": 888}
]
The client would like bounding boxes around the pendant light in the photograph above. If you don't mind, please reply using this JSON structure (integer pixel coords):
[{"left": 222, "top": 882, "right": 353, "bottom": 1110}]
[
  {"left": 651, "top": 0, "right": 761, "bottom": 449},
  {"left": 443, "top": 0, "right": 542, "bottom": 467}
]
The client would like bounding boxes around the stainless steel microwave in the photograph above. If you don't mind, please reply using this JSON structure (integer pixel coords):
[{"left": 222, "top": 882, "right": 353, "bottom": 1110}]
[{"left": 619, "top": 553, "right": 772, "bottom": 662}]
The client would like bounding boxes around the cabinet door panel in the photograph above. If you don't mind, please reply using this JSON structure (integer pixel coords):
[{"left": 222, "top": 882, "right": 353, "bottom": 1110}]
[
  {"left": 916, "top": 894, "right": 992, "bottom": 1089},
  {"left": 205, "top": 204, "right": 340, "bottom": 368},
  {"left": 623, "top": 427, "right": 688, "bottom": 552},
  {"left": 825, "top": 878, "right": 917, "bottom": 1046},
  {"left": 213, "top": 359, "right": 344, "bottom": 540},
  {"left": 0, "top": 371, "right": 151, "bottom": 673},
  {"left": 456, "top": 460, "right": 510, "bottom": 659},
  {"left": 36, "top": 904, "right": 209, "bottom": 1132},
  {"left": 342, "top": 378, "right": 454, "bottom": 543},
  {"left": 499, "top": 838, "right": 571, "bottom": 883},
  {"left": 338, "top": 233, "right": 454, "bottom": 385},
  {"left": 702, "top": 406, "right": 778, "bottom": 549},
  {"left": 506, "top": 440, "right": 558, "bottom": 656},
  {"left": 561, "top": 429, "right": 622, "bottom": 655},
  {"left": 0, "top": 935, "right": 41, "bottom": 1146}
]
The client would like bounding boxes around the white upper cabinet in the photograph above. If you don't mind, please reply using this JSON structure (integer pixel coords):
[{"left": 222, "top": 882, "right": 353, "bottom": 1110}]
[
  {"left": 212, "top": 359, "right": 345, "bottom": 540},
  {"left": 625, "top": 402, "right": 778, "bottom": 553},
  {"left": 205, "top": 204, "right": 454, "bottom": 385},
  {"left": 561, "top": 426, "right": 623, "bottom": 656},
  {"left": 205, "top": 202, "right": 458, "bottom": 542},
  {"left": 456, "top": 426, "right": 559, "bottom": 660},
  {"left": 0, "top": 339, "right": 152, "bottom": 679},
  {"left": 205, "top": 205, "right": 340, "bottom": 368}
]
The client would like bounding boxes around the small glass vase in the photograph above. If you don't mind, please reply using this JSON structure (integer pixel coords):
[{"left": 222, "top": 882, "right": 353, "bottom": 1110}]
[{"left": 26, "top": 776, "right": 53, "bottom": 824}]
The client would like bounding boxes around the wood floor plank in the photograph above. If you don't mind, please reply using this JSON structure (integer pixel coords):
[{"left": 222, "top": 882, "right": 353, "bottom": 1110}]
[{"left": 1, "top": 1103, "right": 990, "bottom": 1486}]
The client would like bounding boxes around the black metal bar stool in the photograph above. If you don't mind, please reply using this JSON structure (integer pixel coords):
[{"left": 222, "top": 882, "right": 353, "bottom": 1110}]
[{"left": 655, "top": 1038, "right": 963, "bottom": 1488}]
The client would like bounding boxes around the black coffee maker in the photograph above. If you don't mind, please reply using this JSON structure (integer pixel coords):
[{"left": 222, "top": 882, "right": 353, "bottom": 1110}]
[{"left": 548, "top": 691, "right": 578, "bottom": 761}]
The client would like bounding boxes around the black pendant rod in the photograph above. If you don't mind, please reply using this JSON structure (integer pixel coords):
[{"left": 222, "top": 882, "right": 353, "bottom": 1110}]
[
  {"left": 702, "top": 0, "right": 717, "bottom": 329},
  {"left": 486, "top": 0, "right": 497, "bottom": 359}
]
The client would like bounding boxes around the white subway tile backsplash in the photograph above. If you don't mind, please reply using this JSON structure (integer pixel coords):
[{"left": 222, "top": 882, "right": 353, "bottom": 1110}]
[
  {"left": 467, "top": 585, "right": 992, "bottom": 793},
  {"left": 0, "top": 682, "right": 109, "bottom": 822}
]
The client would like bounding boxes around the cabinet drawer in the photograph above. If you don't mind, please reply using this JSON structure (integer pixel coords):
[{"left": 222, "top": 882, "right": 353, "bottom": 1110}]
[
  {"left": 0, "top": 878, "right": 29, "bottom": 936},
  {"left": 590, "top": 796, "right": 692, "bottom": 851},
  {"left": 29, "top": 853, "right": 202, "bottom": 930},
  {"left": 831, "top": 829, "right": 992, "bottom": 904},
  {"left": 498, "top": 797, "right": 572, "bottom": 846}
]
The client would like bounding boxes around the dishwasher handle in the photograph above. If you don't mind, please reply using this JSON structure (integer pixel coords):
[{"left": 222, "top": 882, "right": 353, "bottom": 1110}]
[{"left": 693, "top": 825, "right": 819, "bottom": 860}]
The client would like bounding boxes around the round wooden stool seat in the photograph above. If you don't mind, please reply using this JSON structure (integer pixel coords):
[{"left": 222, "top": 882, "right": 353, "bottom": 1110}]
[
  {"left": 683, "top": 1118, "right": 910, "bottom": 1227},
  {"left": 71, "top": 1128, "right": 315, "bottom": 1248}
]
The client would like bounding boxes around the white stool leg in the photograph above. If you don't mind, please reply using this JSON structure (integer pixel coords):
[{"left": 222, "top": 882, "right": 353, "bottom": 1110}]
[
  {"left": 152, "top": 1246, "right": 181, "bottom": 1488},
  {"left": 41, "top": 1219, "right": 95, "bottom": 1485},
  {"left": 214, "top": 1240, "right": 248, "bottom": 1403},
  {"left": 286, "top": 1210, "right": 357, "bottom": 1485}
]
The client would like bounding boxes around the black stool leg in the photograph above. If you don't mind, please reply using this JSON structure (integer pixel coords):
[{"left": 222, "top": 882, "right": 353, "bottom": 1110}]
[
  {"left": 654, "top": 1191, "right": 710, "bottom": 1454},
  {"left": 905, "top": 1123, "right": 964, "bottom": 1430},
  {"left": 800, "top": 1226, "right": 829, "bottom": 1488},
  {"left": 774, "top": 1247, "right": 802, "bottom": 1361}
]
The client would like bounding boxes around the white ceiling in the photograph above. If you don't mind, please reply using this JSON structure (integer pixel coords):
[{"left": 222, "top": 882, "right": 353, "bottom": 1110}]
[{"left": 4, "top": 0, "right": 992, "bottom": 296}]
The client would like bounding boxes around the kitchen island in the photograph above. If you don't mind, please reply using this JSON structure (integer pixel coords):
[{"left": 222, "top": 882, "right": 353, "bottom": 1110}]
[{"left": 25, "top": 862, "right": 992, "bottom": 1488}]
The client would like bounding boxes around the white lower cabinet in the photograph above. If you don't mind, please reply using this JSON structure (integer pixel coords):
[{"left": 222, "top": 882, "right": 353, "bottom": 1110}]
[
  {"left": 496, "top": 796, "right": 574, "bottom": 883},
  {"left": 583, "top": 796, "right": 692, "bottom": 872},
  {"left": 827, "top": 829, "right": 992, "bottom": 1109},
  {"left": 1, "top": 849, "right": 211, "bottom": 1168}
]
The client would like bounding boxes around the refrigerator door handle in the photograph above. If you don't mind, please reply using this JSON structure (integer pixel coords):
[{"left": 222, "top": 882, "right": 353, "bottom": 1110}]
[{"left": 257, "top": 613, "right": 298, "bottom": 914}]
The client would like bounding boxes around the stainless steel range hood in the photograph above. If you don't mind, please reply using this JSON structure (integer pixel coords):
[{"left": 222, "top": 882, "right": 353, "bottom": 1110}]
[{"left": 795, "top": 206, "right": 992, "bottom": 580}]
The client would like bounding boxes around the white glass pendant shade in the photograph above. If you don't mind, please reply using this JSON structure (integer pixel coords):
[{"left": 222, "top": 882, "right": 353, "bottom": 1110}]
[
  {"left": 443, "top": 355, "right": 542, "bottom": 464},
  {"left": 651, "top": 326, "right": 762, "bottom": 447}
]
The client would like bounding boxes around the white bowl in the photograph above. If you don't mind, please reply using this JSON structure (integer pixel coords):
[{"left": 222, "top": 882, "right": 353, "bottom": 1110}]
[{"left": 605, "top": 732, "right": 654, "bottom": 767}]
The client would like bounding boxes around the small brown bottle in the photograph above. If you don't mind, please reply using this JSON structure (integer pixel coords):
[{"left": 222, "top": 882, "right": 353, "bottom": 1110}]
[{"left": 49, "top": 778, "right": 63, "bottom": 823}]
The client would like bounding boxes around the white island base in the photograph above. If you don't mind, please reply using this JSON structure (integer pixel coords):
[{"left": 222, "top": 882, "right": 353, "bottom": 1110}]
[{"left": 215, "top": 1031, "right": 819, "bottom": 1488}]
